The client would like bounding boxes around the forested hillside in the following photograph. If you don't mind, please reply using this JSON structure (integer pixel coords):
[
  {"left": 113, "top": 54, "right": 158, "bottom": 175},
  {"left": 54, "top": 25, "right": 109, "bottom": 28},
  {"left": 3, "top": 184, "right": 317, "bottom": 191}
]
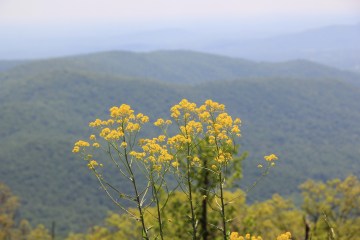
[{"left": 0, "top": 50, "right": 360, "bottom": 234}]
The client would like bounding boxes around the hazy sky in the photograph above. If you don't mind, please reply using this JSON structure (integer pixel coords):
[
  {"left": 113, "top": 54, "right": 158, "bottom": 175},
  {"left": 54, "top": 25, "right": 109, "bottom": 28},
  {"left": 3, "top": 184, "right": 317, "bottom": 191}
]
[
  {"left": 1, "top": 0, "right": 359, "bottom": 26},
  {"left": 1, "top": 0, "right": 359, "bottom": 59}
]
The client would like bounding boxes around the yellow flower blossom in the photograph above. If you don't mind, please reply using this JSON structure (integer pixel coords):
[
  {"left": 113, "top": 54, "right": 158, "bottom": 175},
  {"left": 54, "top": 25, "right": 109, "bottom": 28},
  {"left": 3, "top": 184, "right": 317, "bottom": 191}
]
[
  {"left": 109, "top": 104, "right": 134, "bottom": 118},
  {"left": 276, "top": 232, "right": 291, "bottom": 240},
  {"left": 89, "top": 135, "right": 96, "bottom": 140},
  {"left": 126, "top": 122, "right": 140, "bottom": 132},
  {"left": 264, "top": 154, "right": 278, "bottom": 162},
  {"left": 129, "top": 151, "right": 146, "bottom": 159},
  {"left": 154, "top": 118, "right": 165, "bottom": 126},
  {"left": 230, "top": 232, "right": 262, "bottom": 240},
  {"left": 92, "top": 143, "right": 100, "bottom": 148},
  {"left": 141, "top": 116, "right": 149, "bottom": 123},
  {"left": 106, "top": 119, "right": 114, "bottom": 125},
  {"left": 104, "top": 130, "right": 123, "bottom": 141},
  {"left": 87, "top": 160, "right": 99, "bottom": 169},
  {"left": 89, "top": 119, "right": 102, "bottom": 127},
  {"left": 231, "top": 125, "right": 240, "bottom": 134},
  {"left": 72, "top": 146, "right": 80, "bottom": 153},
  {"left": 99, "top": 128, "right": 111, "bottom": 137},
  {"left": 230, "top": 232, "right": 242, "bottom": 240},
  {"left": 172, "top": 161, "right": 179, "bottom": 168},
  {"left": 234, "top": 118, "right": 241, "bottom": 124},
  {"left": 158, "top": 135, "right": 166, "bottom": 142},
  {"left": 74, "top": 140, "right": 90, "bottom": 147},
  {"left": 204, "top": 99, "right": 225, "bottom": 111},
  {"left": 153, "top": 164, "right": 162, "bottom": 172}
]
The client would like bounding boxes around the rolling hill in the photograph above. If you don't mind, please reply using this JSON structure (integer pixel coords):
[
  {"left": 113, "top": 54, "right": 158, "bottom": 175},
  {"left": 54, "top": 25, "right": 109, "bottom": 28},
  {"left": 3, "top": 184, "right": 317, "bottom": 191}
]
[
  {"left": 0, "top": 50, "right": 360, "bottom": 234},
  {"left": 3, "top": 50, "right": 360, "bottom": 84}
]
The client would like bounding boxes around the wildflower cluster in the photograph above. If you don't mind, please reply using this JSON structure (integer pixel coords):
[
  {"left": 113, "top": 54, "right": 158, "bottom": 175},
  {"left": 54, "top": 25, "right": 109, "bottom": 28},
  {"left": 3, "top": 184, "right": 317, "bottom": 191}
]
[
  {"left": 257, "top": 153, "right": 279, "bottom": 168},
  {"left": 130, "top": 136, "right": 173, "bottom": 172},
  {"left": 230, "top": 232, "right": 291, "bottom": 240},
  {"left": 72, "top": 99, "right": 279, "bottom": 240},
  {"left": 276, "top": 232, "right": 292, "bottom": 240},
  {"left": 88, "top": 104, "right": 149, "bottom": 143},
  {"left": 72, "top": 140, "right": 90, "bottom": 153},
  {"left": 264, "top": 154, "right": 278, "bottom": 162},
  {"left": 230, "top": 232, "right": 263, "bottom": 240},
  {"left": 167, "top": 99, "right": 242, "bottom": 167}
]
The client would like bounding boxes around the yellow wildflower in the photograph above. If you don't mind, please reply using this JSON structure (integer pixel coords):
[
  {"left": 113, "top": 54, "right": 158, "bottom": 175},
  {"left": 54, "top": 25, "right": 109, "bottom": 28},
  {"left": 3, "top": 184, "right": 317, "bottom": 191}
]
[
  {"left": 99, "top": 128, "right": 111, "bottom": 137},
  {"left": 276, "top": 232, "right": 291, "bottom": 240},
  {"left": 87, "top": 160, "right": 99, "bottom": 169},
  {"left": 72, "top": 146, "right": 80, "bottom": 153},
  {"left": 234, "top": 118, "right": 241, "bottom": 124},
  {"left": 154, "top": 118, "right": 165, "bottom": 126},
  {"left": 141, "top": 116, "right": 149, "bottom": 123},
  {"left": 89, "top": 119, "right": 102, "bottom": 127},
  {"left": 153, "top": 165, "right": 162, "bottom": 172},
  {"left": 106, "top": 119, "right": 114, "bottom": 125},
  {"left": 264, "top": 153, "right": 278, "bottom": 162},
  {"left": 231, "top": 125, "right": 240, "bottom": 134},
  {"left": 74, "top": 140, "right": 90, "bottom": 147}
]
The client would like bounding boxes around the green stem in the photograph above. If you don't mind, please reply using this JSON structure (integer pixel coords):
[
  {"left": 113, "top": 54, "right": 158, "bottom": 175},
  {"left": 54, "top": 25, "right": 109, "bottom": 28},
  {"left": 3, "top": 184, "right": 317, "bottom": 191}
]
[
  {"left": 182, "top": 114, "right": 197, "bottom": 239},
  {"left": 151, "top": 171, "right": 164, "bottom": 240},
  {"left": 187, "top": 157, "right": 196, "bottom": 240},
  {"left": 187, "top": 144, "right": 197, "bottom": 240},
  {"left": 219, "top": 172, "right": 227, "bottom": 240},
  {"left": 123, "top": 134, "right": 149, "bottom": 240}
]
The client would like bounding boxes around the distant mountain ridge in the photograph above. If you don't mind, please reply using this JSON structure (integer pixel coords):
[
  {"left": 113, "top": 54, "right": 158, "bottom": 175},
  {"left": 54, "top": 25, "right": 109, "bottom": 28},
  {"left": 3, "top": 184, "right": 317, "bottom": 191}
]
[
  {"left": 1, "top": 22, "right": 359, "bottom": 72},
  {"left": 207, "top": 23, "right": 360, "bottom": 72},
  {"left": 2, "top": 50, "right": 360, "bottom": 84},
  {"left": 0, "top": 60, "right": 29, "bottom": 72}
]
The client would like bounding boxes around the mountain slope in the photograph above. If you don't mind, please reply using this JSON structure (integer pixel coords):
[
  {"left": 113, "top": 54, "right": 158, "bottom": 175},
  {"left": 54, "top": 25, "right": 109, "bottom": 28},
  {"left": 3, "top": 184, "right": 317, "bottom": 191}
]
[{"left": 0, "top": 60, "right": 29, "bottom": 72}]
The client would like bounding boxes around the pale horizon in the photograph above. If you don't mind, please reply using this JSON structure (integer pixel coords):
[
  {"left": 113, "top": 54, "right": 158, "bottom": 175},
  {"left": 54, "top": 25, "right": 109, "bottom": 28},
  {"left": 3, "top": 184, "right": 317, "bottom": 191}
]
[
  {"left": 1, "top": 0, "right": 359, "bottom": 25},
  {"left": 1, "top": 0, "right": 359, "bottom": 59}
]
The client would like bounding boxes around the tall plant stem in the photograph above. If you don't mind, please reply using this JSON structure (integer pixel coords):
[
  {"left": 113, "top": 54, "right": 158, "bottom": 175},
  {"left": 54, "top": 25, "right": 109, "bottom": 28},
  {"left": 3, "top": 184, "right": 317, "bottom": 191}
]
[
  {"left": 219, "top": 172, "right": 227, "bottom": 240},
  {"left": 187, "top": 144, "right": 197, "bottom": 240},
  {"left": 200, "top": 156, "right": 209, "bottom": 240},
  {"left": 123, "top": 137, "right": 149, "bottom": 240},
  {"left": 151, "top": 172, "right": 164, "bottom": 240}
]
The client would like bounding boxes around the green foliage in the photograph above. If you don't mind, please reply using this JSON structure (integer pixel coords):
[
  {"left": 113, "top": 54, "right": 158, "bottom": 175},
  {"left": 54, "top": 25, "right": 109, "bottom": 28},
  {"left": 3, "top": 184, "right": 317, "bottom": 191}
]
[
  {"left": 0, "top": 183, "right": 52, "bottom": 240},
  {"left": 65, "top": 176, "right": 360, "bottom": 239},
  {"left": 2, "top": 176, "right": 360, "bottom": 239},
  {"left": 0, "top": 183, "right": 19, "bottom": 240},
  {"left": 300, "top": 175, "right": 360, "bottom": 239},
  {"left": 242, "top": 194, "right": 303, "bottom": 239}
]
